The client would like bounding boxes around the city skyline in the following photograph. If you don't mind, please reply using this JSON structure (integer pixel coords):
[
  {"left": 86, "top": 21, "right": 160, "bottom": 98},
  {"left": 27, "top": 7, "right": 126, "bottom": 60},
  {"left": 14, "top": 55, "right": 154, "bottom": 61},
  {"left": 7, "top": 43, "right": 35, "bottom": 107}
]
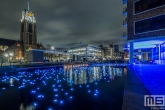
[{"left": 0, "top": 0, "right": 126, "bottom": 51}]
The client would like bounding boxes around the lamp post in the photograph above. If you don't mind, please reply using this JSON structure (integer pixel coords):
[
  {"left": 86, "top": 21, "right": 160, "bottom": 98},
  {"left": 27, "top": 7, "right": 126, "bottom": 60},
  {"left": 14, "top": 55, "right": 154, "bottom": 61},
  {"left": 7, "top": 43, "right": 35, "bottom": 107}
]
[
  {"left": 9, "top": 52, "right": 13, "bottom": 66},
  {"left": 50, "top": 45, "right": 55, "bottom": 62},
  {"left": 4, "top": 53, "right": 8, "bottom": 65}
]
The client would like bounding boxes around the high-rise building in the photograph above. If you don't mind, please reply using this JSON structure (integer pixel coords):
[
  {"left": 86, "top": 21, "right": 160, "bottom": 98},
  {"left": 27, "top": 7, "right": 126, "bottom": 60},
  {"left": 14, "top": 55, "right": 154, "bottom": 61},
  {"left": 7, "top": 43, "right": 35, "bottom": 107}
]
[
  {"left": 123, "top": 0, "right": 165, "bottom": 64},
  {"left": 114, "top": 45, "right": 119, "bottom": 52}
]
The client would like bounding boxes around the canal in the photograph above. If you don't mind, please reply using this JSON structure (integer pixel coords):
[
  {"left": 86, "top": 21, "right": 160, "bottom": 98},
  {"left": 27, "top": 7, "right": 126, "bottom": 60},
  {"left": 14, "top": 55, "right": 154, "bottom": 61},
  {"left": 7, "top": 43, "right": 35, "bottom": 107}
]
[{"left": 0, "top": 64, "right": 127, "bottom": 110}]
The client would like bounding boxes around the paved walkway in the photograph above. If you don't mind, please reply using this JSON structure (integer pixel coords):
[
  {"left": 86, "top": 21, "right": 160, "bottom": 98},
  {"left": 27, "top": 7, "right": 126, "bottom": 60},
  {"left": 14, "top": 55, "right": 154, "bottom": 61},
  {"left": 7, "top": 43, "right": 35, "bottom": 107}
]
[
  {"left": 134, "top": 64, "right": 165, "bottom": 95},
  {"left": 122, "top": 64, "right": 165, "bottom": 110}
]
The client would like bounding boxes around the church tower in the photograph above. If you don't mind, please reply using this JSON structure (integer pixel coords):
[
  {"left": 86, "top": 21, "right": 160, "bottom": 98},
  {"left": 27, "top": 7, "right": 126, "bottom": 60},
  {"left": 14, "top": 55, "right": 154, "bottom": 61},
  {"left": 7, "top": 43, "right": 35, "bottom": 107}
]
[{"left": 20, "top": 2, "right": 37, "bottom": 50}]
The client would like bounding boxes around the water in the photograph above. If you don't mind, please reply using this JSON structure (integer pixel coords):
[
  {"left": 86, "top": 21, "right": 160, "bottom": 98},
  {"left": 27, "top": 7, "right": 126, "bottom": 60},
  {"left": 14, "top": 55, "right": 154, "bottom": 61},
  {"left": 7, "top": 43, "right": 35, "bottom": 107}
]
[{"left": 0, "top": 64, "right": 127, "bottom": 110}]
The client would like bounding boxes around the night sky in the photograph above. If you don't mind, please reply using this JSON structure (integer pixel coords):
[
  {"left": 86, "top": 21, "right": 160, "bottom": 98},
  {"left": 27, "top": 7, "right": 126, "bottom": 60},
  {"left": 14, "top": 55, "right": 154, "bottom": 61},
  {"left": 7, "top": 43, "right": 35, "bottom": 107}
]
[{"left": 0, "top": 0, "right": 126, "bottom": 51}]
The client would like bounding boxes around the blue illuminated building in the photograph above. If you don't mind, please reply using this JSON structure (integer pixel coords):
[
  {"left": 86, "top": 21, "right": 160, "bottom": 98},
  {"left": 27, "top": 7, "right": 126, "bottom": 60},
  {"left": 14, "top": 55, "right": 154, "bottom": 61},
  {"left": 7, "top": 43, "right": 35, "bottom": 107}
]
[{"left": 123, "top": 0, "right": 165, "bottom": 64}]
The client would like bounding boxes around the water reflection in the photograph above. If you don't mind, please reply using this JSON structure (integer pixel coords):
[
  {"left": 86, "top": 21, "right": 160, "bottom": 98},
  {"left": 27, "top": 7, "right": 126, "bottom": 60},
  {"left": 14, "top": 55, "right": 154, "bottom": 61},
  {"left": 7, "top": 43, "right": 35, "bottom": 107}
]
[
  {"left": 64, "top": 64, "right": 124, "bottom": 85},
  {"left": 0, "top": 64, "right": 126, "bottom": 110}
]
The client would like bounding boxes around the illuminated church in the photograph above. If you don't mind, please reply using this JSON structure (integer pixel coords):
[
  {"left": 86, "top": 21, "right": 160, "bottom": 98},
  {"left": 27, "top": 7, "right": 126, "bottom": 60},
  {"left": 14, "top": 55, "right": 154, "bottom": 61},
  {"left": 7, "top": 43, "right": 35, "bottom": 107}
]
[{"left": 0, "top": 4, "right": 45, "bottom": 62}]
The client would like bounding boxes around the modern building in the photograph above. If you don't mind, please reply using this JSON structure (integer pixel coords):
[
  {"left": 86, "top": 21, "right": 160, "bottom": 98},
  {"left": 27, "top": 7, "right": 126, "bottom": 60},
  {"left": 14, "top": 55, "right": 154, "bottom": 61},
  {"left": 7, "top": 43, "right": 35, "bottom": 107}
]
[
  {"left": 0, "top": 4, "right": 45, "bottom": 63},
  {"left": 114, "top": 45, "right": 119, "bottom": 53},
  {"left": 123, "top": 0, "right": 165, "bottom": 64},
  {"left": 67, "top": 42, "right": 104, "bottom": 61},
  {"left": 26, "top": 49, "right": 70, "bottom": 62},
  {"left": 104, "top": 47, "right": 114, "bottom": 59}
]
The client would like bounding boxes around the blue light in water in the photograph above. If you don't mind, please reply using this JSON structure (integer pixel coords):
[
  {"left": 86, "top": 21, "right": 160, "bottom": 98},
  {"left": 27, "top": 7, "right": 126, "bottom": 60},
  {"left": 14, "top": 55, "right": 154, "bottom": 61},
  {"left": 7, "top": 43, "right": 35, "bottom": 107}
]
[
  {"left": 31, "top": 90, "right": 36, "bottom": 94},
  {"left": 2, "top": 88, "right": 6, "bottom": 90},
  {"left": 88, "top": 90, "right": 91, "bottom": 93},
  {"left": 65, "top": 92, "right": 68, "bottom": 95},
  {"left": 54, "top": 99, "right": 58, "bottom": 102},
  {"left": 48, "top": 108, "right": 53, "bottom": 110},
  {"left": 70, "top": 96, "right": 73, "bottom": 99},
  {"left": 60, "top": 100, "right": 64, "bottom": 104},
  {"left": 86, "top": 85, "right": 89, "bottom": 87},
  {"left": 79, "top": 85, "right": 82, "bottom": 87},
  {"left": 55, "top": 94, "right": 58, "bottom": 97},
  {"left": 33, "top": 102, "right": 37, "bottom": 106},
  {"left": 38, "top": 94, "right": 44, "bottom": 98},
  {"left": 54, "top": 89, "right": 58, "bottom": 92},
  {"left": 70, "top": 88, "right": 73, "bottom": 91}
]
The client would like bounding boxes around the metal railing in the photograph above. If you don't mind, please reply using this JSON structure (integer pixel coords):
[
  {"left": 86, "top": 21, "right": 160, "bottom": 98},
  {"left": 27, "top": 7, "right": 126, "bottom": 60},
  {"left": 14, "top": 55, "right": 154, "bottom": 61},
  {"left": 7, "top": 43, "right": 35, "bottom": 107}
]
[
  {"left": 123, "top": 32, "right": 127, "bottom": 38},
  {"left": 123, "top": 7, "right": 127, "bottom": 16}
]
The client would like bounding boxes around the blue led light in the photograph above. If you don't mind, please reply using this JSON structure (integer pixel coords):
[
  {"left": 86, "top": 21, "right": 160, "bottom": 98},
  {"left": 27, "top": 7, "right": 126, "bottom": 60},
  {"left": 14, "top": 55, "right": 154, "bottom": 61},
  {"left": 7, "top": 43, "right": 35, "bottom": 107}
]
[
  {"left": 70, "top": 88, "right": 73, "bottom": 91},
  {"left": 54, "top": 99, "right": 58, "bottom": 102},
  {"left": 60, "top": 100, "right": 64, "bottom": 104},
  {"left": 2, "top": 88, "right": 6, "bottom": 90},
  {"left": 70, "top": 96, "right": 73, "bottom": 99},
  {"left": 55, "top": 94, "right": 58, "bottom": 97},
  {"left": 33, "top": 102, "right": 37, "bottom": 106}
]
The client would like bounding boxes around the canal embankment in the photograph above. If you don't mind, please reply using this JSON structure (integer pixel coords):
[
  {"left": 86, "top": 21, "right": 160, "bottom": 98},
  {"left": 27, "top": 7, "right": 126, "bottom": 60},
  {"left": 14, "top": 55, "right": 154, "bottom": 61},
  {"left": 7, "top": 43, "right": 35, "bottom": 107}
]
[{"left": 122, "top": 65, "right": 150, "bottom": 110}]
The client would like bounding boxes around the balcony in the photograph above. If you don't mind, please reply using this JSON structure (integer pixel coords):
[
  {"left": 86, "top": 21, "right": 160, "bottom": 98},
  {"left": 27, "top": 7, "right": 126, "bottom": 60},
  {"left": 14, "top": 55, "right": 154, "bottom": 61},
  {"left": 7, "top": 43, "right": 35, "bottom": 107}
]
[
  {"left": 123, "top": 32, "right": 127, "bottom": 38},
  {"left": 123, "top": 18, "right": 127, "bottom": 27},
  {"left": 123, "top": 0, "right": 127, "bottom": 4},
  {"left": 123, "top": 7, "right": 127, "bottom": 16}
]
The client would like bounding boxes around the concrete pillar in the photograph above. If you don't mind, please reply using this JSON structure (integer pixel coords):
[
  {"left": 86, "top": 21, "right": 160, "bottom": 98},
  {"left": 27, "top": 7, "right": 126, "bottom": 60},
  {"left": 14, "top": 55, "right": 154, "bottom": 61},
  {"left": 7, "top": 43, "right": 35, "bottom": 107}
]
[
  {"left": 158, "top": 44, "right": 161, "bottom": 64},
  {"left": 152, "top": 48, "right": 153, "bottom": 60},
  {"left": 129, "top": 42, "right": 134, "bottom": 65}
]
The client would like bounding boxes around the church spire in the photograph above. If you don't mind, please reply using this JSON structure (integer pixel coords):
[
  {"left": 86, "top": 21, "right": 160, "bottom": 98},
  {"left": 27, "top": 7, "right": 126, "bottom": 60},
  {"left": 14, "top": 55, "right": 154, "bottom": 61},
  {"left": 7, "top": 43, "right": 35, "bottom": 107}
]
[{"left": 28, "top": 2, "right": 29, "bottom": 10}]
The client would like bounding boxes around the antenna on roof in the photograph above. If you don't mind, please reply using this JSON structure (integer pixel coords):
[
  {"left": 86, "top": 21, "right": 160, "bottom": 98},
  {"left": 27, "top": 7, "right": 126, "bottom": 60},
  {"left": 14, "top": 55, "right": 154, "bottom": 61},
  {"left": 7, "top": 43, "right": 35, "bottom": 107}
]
[{"left": 28, "top": 2, "right": 29, "bottom": 10}]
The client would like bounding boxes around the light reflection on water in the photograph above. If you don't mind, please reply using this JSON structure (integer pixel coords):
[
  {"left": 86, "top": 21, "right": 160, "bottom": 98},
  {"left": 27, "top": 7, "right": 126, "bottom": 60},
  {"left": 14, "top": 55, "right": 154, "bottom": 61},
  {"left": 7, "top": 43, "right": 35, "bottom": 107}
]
[{"left": 0, "top": 64, "right": 126, "bottom": 110}]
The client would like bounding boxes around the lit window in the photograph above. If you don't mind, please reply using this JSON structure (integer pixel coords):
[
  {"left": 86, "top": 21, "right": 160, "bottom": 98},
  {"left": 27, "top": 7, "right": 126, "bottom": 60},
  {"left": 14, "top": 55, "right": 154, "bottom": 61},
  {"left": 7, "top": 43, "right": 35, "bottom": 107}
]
[{"left": 17, "top": 44, "right": 20, "bottom": 47}]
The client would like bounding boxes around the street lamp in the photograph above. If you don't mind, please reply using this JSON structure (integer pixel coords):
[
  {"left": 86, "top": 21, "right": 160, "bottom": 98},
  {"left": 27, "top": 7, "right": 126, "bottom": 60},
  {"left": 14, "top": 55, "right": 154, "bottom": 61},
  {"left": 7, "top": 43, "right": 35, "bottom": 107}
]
[
  {"left": 9, "top": 52, "right": 13, "bottom": 66},
  {"left": 4, "top": 53, "right": 8, "bottom": 65},
  {"left": 4, "top": 53, "right": 8, "bottom": 57},
  {"left": 9, "top": 53, "right": 13, "bottom": 57}
]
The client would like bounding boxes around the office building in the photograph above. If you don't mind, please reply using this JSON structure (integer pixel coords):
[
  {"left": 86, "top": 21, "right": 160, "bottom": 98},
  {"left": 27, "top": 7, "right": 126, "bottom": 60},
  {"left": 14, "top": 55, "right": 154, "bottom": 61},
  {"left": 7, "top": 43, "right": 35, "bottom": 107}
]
[{"left": 123, "top": 0, "right": 165, "bottom": 64}]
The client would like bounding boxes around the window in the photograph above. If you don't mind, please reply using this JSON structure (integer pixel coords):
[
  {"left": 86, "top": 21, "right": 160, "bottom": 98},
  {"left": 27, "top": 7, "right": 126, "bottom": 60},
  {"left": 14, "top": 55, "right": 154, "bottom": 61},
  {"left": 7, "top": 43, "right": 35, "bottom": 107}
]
[
  {"left": 135, "top": 14, "right": 165, "bottom": 34},
  {"left": 21, "top": 23, "right": 24, "bottom": 32},
  {"left": 28, "top": 24, "right": 32, "bottom": 33},
  {"left": 153, "top": 0, "right": 163, "bottom": 8},
  {"left": 29, "top": 34, "right": 32, "bottom": 44},
  {"left": 135, "top": 0, "right": 164, "bottom": 14}
]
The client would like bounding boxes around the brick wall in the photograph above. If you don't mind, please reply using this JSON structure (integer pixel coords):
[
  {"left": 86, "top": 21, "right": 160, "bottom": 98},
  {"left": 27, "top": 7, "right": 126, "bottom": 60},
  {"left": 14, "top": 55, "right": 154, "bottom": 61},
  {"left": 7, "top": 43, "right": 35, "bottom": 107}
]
[{"left": 127, "top": 0, "right": 165, "bottom": 41}]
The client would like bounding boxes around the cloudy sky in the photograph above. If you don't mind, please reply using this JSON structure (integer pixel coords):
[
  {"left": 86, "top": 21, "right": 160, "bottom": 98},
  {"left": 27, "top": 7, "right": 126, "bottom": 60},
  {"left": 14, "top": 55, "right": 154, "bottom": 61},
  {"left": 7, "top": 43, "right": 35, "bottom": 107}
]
[{"left": 0, "top": 0, "right": 126, "bottom": 51}]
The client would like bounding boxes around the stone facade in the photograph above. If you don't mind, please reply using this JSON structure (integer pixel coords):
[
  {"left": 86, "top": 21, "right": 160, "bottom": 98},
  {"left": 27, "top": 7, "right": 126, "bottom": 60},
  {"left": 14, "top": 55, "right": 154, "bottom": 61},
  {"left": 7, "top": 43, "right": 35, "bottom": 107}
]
[{"left": 0, "top": 8, "right": 45, "bottom": 62}]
